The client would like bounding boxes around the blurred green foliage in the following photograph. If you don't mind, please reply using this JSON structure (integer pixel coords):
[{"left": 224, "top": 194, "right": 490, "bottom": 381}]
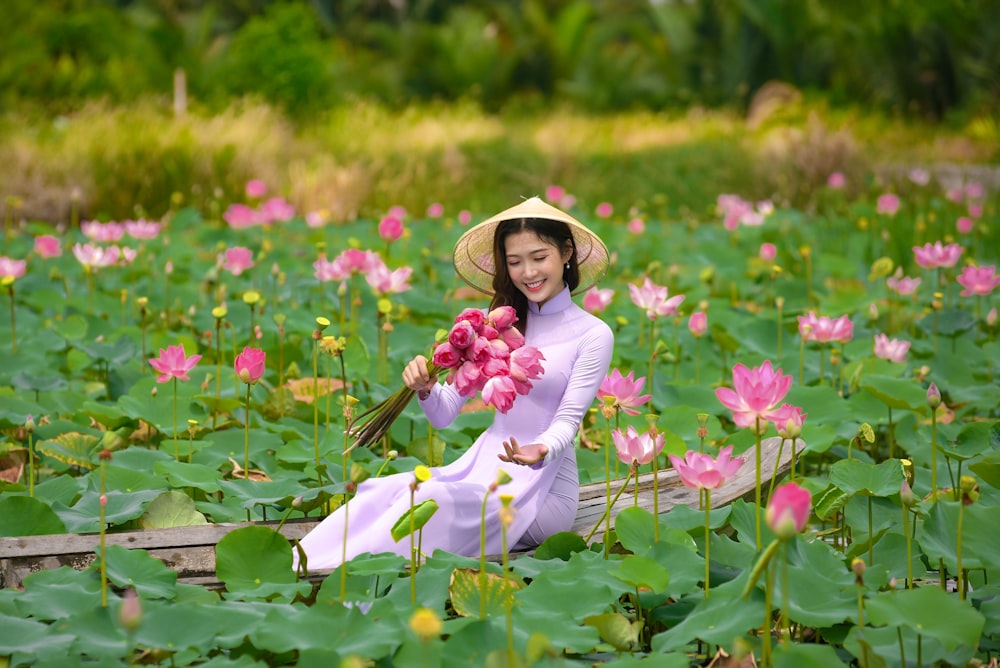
[{"left": 2, "top": 0, "right": 998, "bottom": 120}]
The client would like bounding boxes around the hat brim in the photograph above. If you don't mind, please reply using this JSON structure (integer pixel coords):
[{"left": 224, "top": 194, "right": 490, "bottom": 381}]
[{"left": 452, "top": 197, "right": 610, "bottom": 296}]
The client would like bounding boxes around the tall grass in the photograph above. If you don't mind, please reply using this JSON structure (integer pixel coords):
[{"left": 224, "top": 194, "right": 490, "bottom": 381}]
[{"left": 0, "top": 96, "right": 996, "bottom": 224}]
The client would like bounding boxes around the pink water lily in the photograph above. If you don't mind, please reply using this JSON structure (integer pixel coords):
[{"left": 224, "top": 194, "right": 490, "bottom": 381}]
[
  {"left": 34, "top": 235, "right": 62, "bottom": 258},
  {"left": 772, "top": 404, "right": 807, "bottom": 439},
  {"left": 886, "top": 269, "right": 921, "bottom": 296},
  {"left": 0, "top": 256, "right": 27, "bottom": 281},
  {"left": 72, "top": 243, "right": 120, "bottom": 270},
  {"left": 81, "top": 220, "right": 125, "bottom": 242},
  {"left": 597, "top": 368, "right": 652, "bottom": 416},
  {"left": 797, "top": 311, "right": 854, "bottom": 344},
  {"left": 956, "top": 264, "right": 1000, "bottom": 297},
  {"left": 149, "top": 344, "right": 202, "bottom": 383},
  {"left": 234, "top": 346, "right": 266, "bottom": 384},
  {"left": 766, "top": 482, "right": 811, "bottom": 539},
  {"left": 582, "top": 287, "right": 614, "bottom": 314},
  {"left": 259, "top": 197, "right": 295, "bottom": 223},
  {"left": 365, "top": 262, "right": 412, "bottom": 295},
  {"left": 876, "top": 193, "right": 901, "bottom": 216},
  {"left": 509, "top": 346, "right": 545, "bottom": 384},
  {"left": 715, "top": 360, "right": 792, "bottom": 429},
  {"left": 612, "top": 426, "right": 664, "bottom": 467},
  {"left": 688, "top": 311, "right": 708, "bottom": 338},
  {"left": 874, "top": 333, "right": 911, "bottom": 363},
  {"left": 913, "top": 241, "right": 963, "bottom": 270},
  {"left": 223, "top": 203, "right": 261, "bottom": 229},
  {"left": 378, "top": 215, "right": 404, "bottom": 242},
  {"left": 669, "top": 445, "right": 745, "bottom": 490},
  {"left": 245, "top": 179, "right": 267, "bottom": 198},
  {"left": 313, "top": 256, "right": 351, "bottom": 283},
  {"left": 221, "top": 247, "right": 254, "bottom": 276},
  {"left": 629, "top": 277, "right": 685, "bottom": 320},
  {"left": 124, "top": 219, "right": 162, "bottom": 240},
  {"left": 482, "top": 374, "right": 517, "bottom": 413}
]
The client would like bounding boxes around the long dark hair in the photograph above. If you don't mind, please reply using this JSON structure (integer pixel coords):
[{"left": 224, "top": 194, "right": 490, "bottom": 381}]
[{"left": 489, "top": 217, "right": 580, "bottom": 333}]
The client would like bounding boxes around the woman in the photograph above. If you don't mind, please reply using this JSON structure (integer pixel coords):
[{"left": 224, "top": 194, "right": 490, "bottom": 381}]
[{"left": 297, "top": 197, "right": 614, "bottom": 570}]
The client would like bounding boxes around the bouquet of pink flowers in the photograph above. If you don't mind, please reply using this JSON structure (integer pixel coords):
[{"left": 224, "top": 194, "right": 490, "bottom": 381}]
[{"left": 349, "top": 306, "right": 545, "bottom": 450}]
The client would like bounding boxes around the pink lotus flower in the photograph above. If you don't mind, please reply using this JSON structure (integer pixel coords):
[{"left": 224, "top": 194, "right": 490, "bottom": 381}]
[
  {"left": 717, "top": 194, "right": 767, "bottom": 230},
  {"left": 965, "top": 181, "right": 985, "bottom": 200},
  {"left": 306, "top": 211, "right": 327, "bottom": 228},
  {"left": 482, "top": 374, "right": 517, "bottom": 413},
  {"left": 874, "top": 333, "right": 911, "bottom": 363},
  {"left": 688, "top": 311, "right": 708, "bottom": 338},
  {"left": 612, "top": 426, "right": 664, "bottom": 467},
  {"left": 545, "top": 185, "right": 566, "bottom": 203},
  {"left": 627, "top": 218, "right": 645, "bottom": 234},
  {"left": 797, "top": 311, "right": 854, "bottom": 344},
  {"left": 221, "top": 247, "right": 254, "bottom": 276},
  {"left": 597, "top": 368, "right": 652, "bottom": 416},
  {"left": 913, "top": 241, "right": 963, "bottom": 270},
  {"left": 988, "top": 307, "right": 998, "bottom": 327},
  {"left": 827, "top": 172, "right": 846, "bottom": 189},
  {"left": 124, "top": 219, "right": 162, "bottom": 240},
  {"left": 766, "top": 482, "right": 811, "bottom": 539},
  {"left": 118, "top": 247, "right": 138, "bottom": 266},
  {"left": 969, "top": 202, "right": 983, "bottom": 218},
  {"left": 72, "top": 243, "right": 120, "bottom": 270},
  {"left": 886, "top": 269, "right": 921, "bottom": 296},
  {"left": 378, "top": 215, "right": 404, "bottom": 242},
  {"left": 365, "top": 263, "right": 412, "bottom": 295},
  {"left": 759, "top": 243, "right": 777, "bottom": 262},
  {"left": 486, "top": 306, "right": 517, "bottom": 331},
  {"left": 0, "top": 256, "right": 27, "bottom": 280},
  {"left": 876, "top": 193, "right": 901, "bottom": 216},
  {"left": 595, "top": 202, "right": 613, "bottom": 218},
  {"left": 669, "top": 445, "right": 745, "bottom": 490},
  {"left": 245, "top": 179, "right": 267, "bottom": 198},
  {"left": 313, "top": 256, "right": 351, "bottom": 283},
  {"left": 956, "top": 217, "right": 974, "bottom": 234},
  {"left": 149, "top": 344, "right": 202, "bottom": 383},
  {"left": 336, "top": 248, "right": 380, "bottom": 275},
  {"left": 260, "top": 197, "right": 296, "bottom": 223},
  {"left": 509, "top": 346, "right": 545, "bottom": 384},
  {"left": 956, "top": 264, "right": 1000, "bottom": 297},
  {"left": 426, "top": 203, "right": 444, "bottom": 218},
  {"left": 234, "top": 346, "right": 266, "bottom": 384},
  {"left": 908, "top": 168, "right": 931, "bottom": 186},
  {"left": 34, "top": 235, "right": 62, "bottom": 258},
  {"left": 629, "top": 277, "right": 685, "bottom": 320},
  {"left": 458, "top": 210, "right": 472, "bottom": 226},
  {"left": 81, "top": 221, "right": 125, "bottom": 242},
  {"left": 582, "top": 287, "right": 614, "bottom": 314},
  {"left": 223, "top": 204, "right": 261, "bottom": 229},
  {"left": 431, "top": 342, "right": 462, "bottom": 368},
  {"left": 772, "top": 404, "right": 807, "bottom": 439},
  {"left": 715, "top": 360, "right": 793, "bottom": 429}
]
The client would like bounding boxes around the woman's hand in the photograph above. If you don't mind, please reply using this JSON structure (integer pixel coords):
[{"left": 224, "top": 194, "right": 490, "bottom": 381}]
[
  {"left": 498, "top": 436, "right": 548, "bottom": 466},
  {"left": 402, "top": 355, "right": 437, "bottom": 398}
]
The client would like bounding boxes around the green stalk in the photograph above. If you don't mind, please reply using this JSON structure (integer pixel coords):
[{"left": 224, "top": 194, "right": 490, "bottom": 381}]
[
  {"left": 8, "top": 285, "right": 17, "bottom": 354},
  {"left": 243, "top": 383, "right": 251, "bottom": 479},
  {"left": 754, "top": 416, "right": 763, "bottom": 550},
  {"left": 99, "top": 459, "right": 108, "bottom": 608},
  {"left": 172, "top": 378, "right": 179, "bottom": 461},
  {"left": 604, "top": 416, "right": 612, "bottom": 558},
  {"left": 410, "top": 486, "right": 418, "bottom": 605},
  {"left": 930, "top": 409, "right": 938, "bottom": 497},
  {"left": 957, "top": 499, "right": 965, "bottom": 600},
  {"left": 703, "top": 488, "right": 711, "bottom": 598},
  {"left": 585, "top": 467, "right": 634, "bottom": 543}
]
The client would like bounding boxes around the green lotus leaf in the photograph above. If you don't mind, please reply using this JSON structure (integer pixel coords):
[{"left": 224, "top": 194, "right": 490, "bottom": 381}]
[
  {"left": 859, "top": 375, "right": 927, "bottom": 411},
  {"left": 101, "top": 544, "right": 178, "bottom": 599},
  {"left": 830, "top": 458, "right": 906, "bottom": 497},
  {"left": 138, "top": 490, "right": 209, "bottom": 529},
  {"left": 0, "top": 494, "right": 67, "bottom": 536},
  {"left": 611, "top": 554, "right": 670, "bottom": 594},
  {"left": 449, "top": 567, "right": 523, "bottom": 618},
  {"left": 583, "top": 612, "right": 641, "bottom": 651},
  {"left": 864, "top": 585, "right": 984, "bottom": 651}
]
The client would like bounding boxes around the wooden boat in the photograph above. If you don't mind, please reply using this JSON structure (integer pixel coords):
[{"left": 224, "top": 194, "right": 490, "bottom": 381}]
[{"left": 0, "top": 437, "right": 792, "bottom": 588}]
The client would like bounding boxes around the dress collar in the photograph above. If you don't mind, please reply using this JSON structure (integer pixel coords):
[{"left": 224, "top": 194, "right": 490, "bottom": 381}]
[{"left": 528, "top": 285, "right": 572, "bottom": 315}]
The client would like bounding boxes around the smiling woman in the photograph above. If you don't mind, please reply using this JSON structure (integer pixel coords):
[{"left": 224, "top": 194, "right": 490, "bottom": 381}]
[{"left": 296, "top": 197, "right": 616, "bottom": 571}]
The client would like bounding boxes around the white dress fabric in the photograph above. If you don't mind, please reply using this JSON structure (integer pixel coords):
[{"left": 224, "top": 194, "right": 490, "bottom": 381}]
[{"left": 296, "top": 286, "right": 614, "bottom": 570}]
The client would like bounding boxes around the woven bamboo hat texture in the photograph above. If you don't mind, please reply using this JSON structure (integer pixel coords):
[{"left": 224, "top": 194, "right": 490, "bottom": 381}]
[{"left": 452, "top": 197, "right": 610, "bottom": 296}]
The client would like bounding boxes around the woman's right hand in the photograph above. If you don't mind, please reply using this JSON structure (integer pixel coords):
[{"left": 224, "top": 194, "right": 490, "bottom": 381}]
[{"left": 402, "top": 355, "right": 437, "bottom": 397}]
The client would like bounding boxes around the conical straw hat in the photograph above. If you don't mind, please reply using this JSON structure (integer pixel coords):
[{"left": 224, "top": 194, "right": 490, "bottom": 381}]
[{"left": 452, "top": 197, "right": 610, "bottom": 296}]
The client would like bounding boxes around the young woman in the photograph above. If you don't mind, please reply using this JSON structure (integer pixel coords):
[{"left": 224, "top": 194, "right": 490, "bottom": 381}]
[{"left": 296, "top": 197, "right": 614, "bottom": 570}]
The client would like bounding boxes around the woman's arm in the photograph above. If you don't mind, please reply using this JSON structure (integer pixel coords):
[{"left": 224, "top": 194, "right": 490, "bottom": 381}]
[
  {"left": 534, "top": 322, "right": 615, "bottom": 460},
  {"left": 402, "top": 354, "right": 466, "bottom": 428}
]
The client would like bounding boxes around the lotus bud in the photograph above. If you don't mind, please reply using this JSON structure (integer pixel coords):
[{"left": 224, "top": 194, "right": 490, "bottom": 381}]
[
  {"left": 851, "top": 557, "right": 866, "bottom": 584},
  {"left": 926, "top": 383, "right": 941, "bottom": 408},
  {"left": 119, "top": 587, "right": 142, "bottom": 633},
  {"left": 900, "top": 479, "right": 916, "bottom": 508}
]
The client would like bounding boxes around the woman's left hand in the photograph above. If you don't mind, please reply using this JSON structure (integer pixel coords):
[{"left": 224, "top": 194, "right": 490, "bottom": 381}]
[{"left": 498, "top": 436, "right": 548, "bottom": 466}]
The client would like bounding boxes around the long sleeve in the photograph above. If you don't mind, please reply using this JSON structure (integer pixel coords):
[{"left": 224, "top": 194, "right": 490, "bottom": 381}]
[
  {"left": 533, "top": 321, "right": 614, "bottom": 459},
  {"left": 418, "top": 381, "right": 468, "bottom": 429}
]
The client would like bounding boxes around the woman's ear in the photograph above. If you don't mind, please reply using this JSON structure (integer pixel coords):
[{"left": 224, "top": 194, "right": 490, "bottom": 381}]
[{"left": 561, "top": 242, "right": 574, "bottom": 265}]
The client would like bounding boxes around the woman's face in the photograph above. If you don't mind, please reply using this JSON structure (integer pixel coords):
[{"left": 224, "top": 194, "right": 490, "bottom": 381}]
[{"left": 502, "top": 230, "right": 572, "bottom": 307}]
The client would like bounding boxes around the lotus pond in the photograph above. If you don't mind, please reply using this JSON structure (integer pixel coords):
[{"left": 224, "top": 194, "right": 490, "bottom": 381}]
[{"left": 0, "top": 176, "right": 999, "bottom": 667}]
